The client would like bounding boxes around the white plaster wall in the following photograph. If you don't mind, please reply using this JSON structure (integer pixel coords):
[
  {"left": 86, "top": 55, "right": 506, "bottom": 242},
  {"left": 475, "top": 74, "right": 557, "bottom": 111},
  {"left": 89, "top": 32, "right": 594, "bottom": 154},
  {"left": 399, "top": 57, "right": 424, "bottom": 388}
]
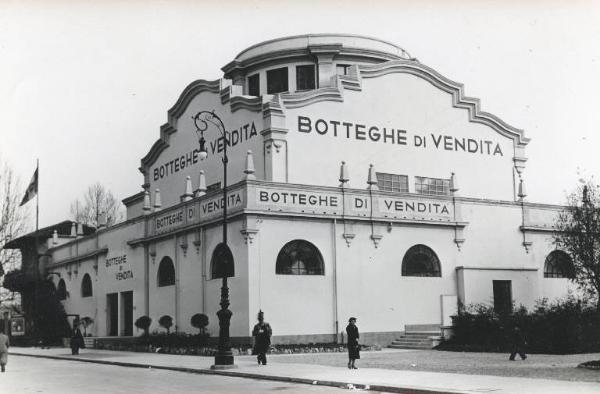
[
  {"left": 250, "top": 217, "right": 335, "bottom": 337},
  {"left": 200, "top": 219, "right": 250, "bottom": 338},
  {"left": 459, "top": 202, "right": 528, "bottom": 268},
  {"left": 149, "top": 238, "right": 176, "bottom": 334},
  {"left": 285, "top": 73, "right": 516, "bottom": 201},
  {"left": 336, "top": 221, "right": 458, "bottom": 333},
  {"left": 175, "top": 231, "right": 205, "bottom": 334},
  {"left": 51, "top": 221, "right": 146, "bottom": 337},
  {"left": 460, "top": 269, "right": 539, "bottom": 310}
]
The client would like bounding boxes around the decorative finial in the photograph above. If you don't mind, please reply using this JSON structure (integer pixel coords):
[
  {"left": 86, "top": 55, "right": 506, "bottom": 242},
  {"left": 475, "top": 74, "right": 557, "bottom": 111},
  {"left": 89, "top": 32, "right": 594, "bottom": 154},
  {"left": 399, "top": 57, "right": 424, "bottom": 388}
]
[
  {"left": 182, "top": 176, "right": 193, "bottom": 202},
  {"left": 243, "top": 150, "right": 256, "bottom": 181},
  {"left": 518, "top": 179, "right": 527, "bottom": 200},
  {"left": 154, "top": 189, "right": 162, "bottom": 211},
  {"left": 450, "top": 172, "right": 459, "bottom": 193},
  {"left": 339, "top": 161, "right": 349, "bottom": 187},
  {"left": 367, "top": 164, "right": 378, "bottom": 190},
  {"left": 195, "top": 171, "right": 207, "bottom": 197},
  {"left": 143, "top": 190, "right": 151, "bottom": 215}
]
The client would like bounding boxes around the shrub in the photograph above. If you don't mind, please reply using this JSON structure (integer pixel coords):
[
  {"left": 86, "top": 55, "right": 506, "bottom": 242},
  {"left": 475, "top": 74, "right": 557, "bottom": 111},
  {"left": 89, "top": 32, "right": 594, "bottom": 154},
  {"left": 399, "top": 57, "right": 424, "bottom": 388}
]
[
  {"left": 158, "top": 315, "right": 173, "bottom": 334},
  {"left": 135, "top": 316, "right": 152, "bottom": 336},
  {"left": 190, "top": 313, "right": 209, "bottom": 335},
  {"left": 438, "top": 296, "right": 600, "bottom": 354}
]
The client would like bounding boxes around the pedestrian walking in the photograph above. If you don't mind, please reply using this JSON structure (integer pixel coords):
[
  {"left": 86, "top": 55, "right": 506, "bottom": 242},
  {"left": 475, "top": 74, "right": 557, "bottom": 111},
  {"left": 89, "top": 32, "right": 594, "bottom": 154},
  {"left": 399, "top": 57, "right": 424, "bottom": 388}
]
[
  {"left": 70, "top": 319, "right": 84, "bottom": 355},
  {"left": 0, "top": 326, "right": 9, "bottom": 372},
  {"left": 252, "top": 310, "right": 272, "bottom": 365},
  {"left": 346, "top": 317, "right": 360, "bottom": 369},
  {"left": 509, "top": 324, "right": 527, "bottom": 361}
]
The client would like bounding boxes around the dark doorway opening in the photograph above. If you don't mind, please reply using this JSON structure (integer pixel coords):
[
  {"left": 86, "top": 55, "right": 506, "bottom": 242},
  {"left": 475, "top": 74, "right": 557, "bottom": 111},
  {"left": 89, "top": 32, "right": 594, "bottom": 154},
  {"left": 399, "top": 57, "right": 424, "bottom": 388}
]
[
  {"left": 107, "top": 293, "right": 118, "bottom": 336},
  {"left": 121, "top": 291, "right": 133, "bottom": 336},
  {"left": 493, "top": 280, "right": 513, "bottom": 315}
]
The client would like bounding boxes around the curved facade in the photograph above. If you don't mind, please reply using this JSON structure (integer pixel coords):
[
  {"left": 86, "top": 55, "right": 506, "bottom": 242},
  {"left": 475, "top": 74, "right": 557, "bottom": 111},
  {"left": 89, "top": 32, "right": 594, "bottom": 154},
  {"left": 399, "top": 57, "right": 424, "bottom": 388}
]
[{"left": 10, "top": 34, "right": 573, "bottom": 344}]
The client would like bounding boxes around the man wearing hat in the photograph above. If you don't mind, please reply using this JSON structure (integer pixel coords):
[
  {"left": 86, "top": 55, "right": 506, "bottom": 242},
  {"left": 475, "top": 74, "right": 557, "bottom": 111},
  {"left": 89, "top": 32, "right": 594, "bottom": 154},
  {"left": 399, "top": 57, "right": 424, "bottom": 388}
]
[
  {"left": 252, "top": 310, "right": 272, "bottom": 365},
  {"left": 346, "top": 317, "right": 360, "bottom": 369}
]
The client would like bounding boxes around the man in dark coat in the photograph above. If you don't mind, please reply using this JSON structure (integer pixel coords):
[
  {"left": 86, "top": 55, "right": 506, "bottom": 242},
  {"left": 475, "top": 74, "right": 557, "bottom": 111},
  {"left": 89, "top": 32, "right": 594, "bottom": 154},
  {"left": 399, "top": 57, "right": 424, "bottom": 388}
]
[
  {"left": 252, "top": 310, "right": 272, "bottom": 365},
  {"left": 346, "top": 317, "right": 360, "bottom": 369},
  {"left": 509, "top": 325, "right": 527, "bottom": 361}
]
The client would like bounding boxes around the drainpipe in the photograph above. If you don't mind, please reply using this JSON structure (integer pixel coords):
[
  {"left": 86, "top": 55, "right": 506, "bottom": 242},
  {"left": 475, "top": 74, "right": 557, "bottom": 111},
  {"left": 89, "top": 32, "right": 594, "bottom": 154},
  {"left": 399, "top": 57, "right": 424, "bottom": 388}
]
[{"left": 332, "top": 219, "right": 339, "bottom": 343}]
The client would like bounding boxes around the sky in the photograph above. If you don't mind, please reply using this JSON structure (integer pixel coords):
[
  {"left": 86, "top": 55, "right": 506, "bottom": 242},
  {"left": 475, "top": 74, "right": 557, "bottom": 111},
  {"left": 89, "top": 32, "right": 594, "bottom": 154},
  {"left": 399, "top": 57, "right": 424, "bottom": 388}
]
[{"left": 1, "top": 0, "right": 599, "bottom": 229}]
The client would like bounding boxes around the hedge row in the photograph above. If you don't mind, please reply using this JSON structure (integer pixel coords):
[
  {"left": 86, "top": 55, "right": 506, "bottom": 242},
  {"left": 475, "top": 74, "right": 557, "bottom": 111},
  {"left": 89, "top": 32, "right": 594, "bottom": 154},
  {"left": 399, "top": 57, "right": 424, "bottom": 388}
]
[{"left": 438, "top": 296, "right": 600, "bottom": 354}]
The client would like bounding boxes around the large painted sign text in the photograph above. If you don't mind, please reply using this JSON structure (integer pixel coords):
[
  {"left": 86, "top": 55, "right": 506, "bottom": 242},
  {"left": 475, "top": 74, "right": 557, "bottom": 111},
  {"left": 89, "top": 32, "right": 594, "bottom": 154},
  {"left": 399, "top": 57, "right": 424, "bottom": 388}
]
[{"left": 298, "top": 116, "right": 503, "bottom": 156}]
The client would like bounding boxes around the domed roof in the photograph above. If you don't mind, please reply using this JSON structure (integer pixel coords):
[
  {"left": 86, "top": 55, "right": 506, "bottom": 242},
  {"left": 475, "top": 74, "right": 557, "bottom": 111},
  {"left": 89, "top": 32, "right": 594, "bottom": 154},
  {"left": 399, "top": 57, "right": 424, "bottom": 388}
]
[{"left": 222, "top": 34, "right": 412, "bottom": 77}]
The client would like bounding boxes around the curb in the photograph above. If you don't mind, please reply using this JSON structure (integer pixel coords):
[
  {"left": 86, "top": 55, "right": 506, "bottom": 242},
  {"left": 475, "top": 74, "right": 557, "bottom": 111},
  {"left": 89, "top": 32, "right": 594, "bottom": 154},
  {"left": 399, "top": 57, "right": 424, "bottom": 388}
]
[{"left": 10, "top": 352, "right": 461, "bottom": 394}]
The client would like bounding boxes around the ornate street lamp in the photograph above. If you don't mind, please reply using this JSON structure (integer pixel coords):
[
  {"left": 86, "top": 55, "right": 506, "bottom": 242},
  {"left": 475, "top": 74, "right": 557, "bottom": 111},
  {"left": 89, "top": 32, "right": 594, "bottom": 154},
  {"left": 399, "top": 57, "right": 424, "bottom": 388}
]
[{"left": 192, "top": 110, "right": 235, "bottom": 368}]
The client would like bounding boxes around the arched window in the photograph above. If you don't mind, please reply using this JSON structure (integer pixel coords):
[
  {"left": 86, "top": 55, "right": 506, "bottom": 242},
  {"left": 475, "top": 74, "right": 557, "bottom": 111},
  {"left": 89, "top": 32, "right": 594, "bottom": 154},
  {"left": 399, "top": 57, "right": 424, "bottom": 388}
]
[
  {"left": 211, "top": 243, "right": 234, "bottom": 279},
  {"left": 276, "top": 240, "right": 324, "bottom": 275},
  {"left": 57, "top": 279, "right": 67, "bottom": 300},
  {"left": 402, "top": 244, "right": 441, "bottom": 277},
  {"left": 157, "top": 257, "right": 175, "bottom": 286},
  {"left": 81, "top": 274, "right": 93, "bottom": 297},
  {"left": 544, "top": 250, "right": 575, "bottom": 278}
]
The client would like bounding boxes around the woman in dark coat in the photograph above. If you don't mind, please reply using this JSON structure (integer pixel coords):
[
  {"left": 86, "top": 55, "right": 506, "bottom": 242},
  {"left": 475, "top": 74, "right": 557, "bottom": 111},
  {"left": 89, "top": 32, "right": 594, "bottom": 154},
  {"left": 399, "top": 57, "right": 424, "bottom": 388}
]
[
  {"left": 346, "top": 317, "right": 360, "bottom": 369},
  {"left": 70, "top": 319, "right": 84, "bottom": 355},
  {"left": 252, "top": 310, "right": 272, "bottom": 365}
]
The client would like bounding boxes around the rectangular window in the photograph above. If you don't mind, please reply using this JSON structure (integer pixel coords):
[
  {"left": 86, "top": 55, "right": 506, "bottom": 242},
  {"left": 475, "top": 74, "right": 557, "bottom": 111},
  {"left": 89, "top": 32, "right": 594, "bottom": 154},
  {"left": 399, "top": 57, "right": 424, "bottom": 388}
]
[
  {"left": 376, "top": 172, "right": 409, "bottom": 193},
  {"left": 414, "top": 176, "right": 450, "bottom": 196},
  {"left": 296, "top": 65, "right": 315, "bottom": 90},
  {"left": 248, "top": 73, "right": 260, "bottom": 96},
  {"left": 266, "top": 67, "right": 289, "bottom": 94},
  {"left": 336, "top": 64, "right": 351, "bottom": 75},
  {"left": 206, "top": 182, "right": 221, "bottom": 193}
]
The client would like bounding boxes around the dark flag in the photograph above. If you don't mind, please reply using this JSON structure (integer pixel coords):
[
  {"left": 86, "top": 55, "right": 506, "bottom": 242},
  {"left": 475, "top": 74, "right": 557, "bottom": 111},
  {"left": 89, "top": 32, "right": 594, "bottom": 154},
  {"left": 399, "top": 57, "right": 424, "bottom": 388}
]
[{"left": 20, "top": 167, "right": 38, "bottom": 206}]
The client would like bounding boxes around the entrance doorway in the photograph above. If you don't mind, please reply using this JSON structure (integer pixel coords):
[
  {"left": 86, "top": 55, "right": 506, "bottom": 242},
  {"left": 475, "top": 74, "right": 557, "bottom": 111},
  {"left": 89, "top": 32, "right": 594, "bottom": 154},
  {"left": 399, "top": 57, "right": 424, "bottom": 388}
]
[
  {"left": 107, "top": 293, "right": 118, "bottom": 336},
  {"left": 120, "top": 291, "right": 133, "bottom": 336},
  {"left": 493, "top": 280, "right": 512, "bottom": 315}
]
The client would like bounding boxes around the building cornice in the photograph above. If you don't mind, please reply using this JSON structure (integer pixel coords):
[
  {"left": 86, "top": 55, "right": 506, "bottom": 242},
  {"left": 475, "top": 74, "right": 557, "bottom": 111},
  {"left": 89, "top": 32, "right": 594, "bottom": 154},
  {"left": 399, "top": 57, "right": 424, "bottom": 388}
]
[
  {"left": 48, "top": 247, "right": 108, "bottom": 268},
  {"left": 456, "top": 266, "right": 538, "bottom": 271}
]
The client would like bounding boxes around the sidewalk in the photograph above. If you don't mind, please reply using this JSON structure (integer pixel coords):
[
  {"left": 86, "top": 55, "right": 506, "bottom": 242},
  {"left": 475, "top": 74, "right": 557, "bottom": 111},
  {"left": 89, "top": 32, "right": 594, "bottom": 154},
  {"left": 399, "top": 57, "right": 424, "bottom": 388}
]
[{"left": 10, "top": 347, "right": 600, "bottom": 394}]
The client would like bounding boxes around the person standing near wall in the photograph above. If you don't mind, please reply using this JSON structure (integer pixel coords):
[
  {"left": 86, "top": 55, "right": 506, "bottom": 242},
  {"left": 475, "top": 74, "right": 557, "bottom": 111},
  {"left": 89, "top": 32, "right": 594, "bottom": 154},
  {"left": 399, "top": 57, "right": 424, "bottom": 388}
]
[
  {"left": 509, "top": 325, "right": 527, "bottom": 361},
  {"left": 70, "top": 318, "right": 84, "bottom": 355},
  {"left": 252, "top": 310, "right": 272, "bottom": 365},
  {"left": 346, "top": 317, "right": 360, "bottom": 369},
  {"left": 0, "top": 326, "right": 9, "bottom": 372}
]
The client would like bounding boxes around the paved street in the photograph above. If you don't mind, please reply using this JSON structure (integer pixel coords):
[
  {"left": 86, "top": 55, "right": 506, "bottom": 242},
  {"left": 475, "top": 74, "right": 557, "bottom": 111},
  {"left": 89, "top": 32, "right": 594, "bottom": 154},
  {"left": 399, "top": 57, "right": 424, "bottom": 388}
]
[
  {"left": 1, "top": 355, "right": 363, "bottom": 393},
  {"left": 8, "top": 347, "right": 600, "bottom": 394},
  {"left": 272, "top": 349, "right": 600, "bottom": 382}
]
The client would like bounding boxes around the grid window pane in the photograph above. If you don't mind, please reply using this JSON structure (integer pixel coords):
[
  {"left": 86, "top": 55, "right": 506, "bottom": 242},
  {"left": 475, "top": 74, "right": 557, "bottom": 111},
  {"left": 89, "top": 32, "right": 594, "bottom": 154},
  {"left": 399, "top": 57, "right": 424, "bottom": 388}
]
[
  {"left": 206, "top": 182, "right": 221, "bottom": 193},
  {"left": 336, "top": 64, "right": 350, "bottom": 75},
  {"left": 414, "top": 176, "right": 450, "bottom": 196},
  {"left": 248, "top": 74, "right": 260, "bottom": 96},
  {"left": 376, "top": 173, "right": 408, "bottom": 193},
  {"left": 267, "top": 67, "right": 289, "bottom": 94},
  {"left": 296, "top": 65, "right": 315, "bottom": 90}
]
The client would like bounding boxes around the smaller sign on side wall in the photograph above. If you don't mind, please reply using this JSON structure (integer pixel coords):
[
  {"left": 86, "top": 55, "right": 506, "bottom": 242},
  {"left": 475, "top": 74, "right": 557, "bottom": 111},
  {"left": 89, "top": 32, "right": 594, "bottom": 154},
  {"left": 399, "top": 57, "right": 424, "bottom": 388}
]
[{"left": 105, "top": 253, "right": 134, "bottom": 281}]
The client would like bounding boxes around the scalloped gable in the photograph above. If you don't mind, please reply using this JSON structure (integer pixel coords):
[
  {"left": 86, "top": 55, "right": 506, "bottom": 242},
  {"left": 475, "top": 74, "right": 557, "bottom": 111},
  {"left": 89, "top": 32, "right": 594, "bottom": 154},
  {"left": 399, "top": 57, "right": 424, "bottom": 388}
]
[
  {"left": 280, "top": 59, "right": 529, "bottom": 148},
  {"left": 139, "top": 78, "right": 263, "bottom": 175}
]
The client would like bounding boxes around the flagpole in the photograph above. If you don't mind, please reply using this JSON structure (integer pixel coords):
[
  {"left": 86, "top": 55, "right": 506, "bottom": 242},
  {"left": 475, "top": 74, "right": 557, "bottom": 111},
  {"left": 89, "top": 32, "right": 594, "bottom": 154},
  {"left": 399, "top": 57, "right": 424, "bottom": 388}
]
[
  {"left": 36, "top": 158, "right": 39, "bottom": 233},
  {"left": 34, "top": 158, "right": 39, "bottom": 343}
]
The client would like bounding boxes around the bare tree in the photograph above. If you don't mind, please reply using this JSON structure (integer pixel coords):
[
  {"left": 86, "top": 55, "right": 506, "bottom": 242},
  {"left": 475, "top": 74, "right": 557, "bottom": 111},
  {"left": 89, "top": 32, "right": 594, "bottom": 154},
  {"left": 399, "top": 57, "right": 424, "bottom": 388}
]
[
  {"left": 553, "top": 179, "right": 600, "bottom": 310},
  {"left": 0, "top": 159, "right": 29, "bottom": 305},
  {"left": 70, "top": 182, "right": 123, "bottom": 227}
]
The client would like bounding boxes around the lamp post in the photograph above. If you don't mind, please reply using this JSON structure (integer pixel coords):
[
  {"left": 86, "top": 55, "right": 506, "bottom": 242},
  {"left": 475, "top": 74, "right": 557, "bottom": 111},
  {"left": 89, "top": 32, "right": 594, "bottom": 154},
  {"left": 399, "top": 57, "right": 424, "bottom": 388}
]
[{"left": 193, "top": 110, "right": 235, "bottom": 367}]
